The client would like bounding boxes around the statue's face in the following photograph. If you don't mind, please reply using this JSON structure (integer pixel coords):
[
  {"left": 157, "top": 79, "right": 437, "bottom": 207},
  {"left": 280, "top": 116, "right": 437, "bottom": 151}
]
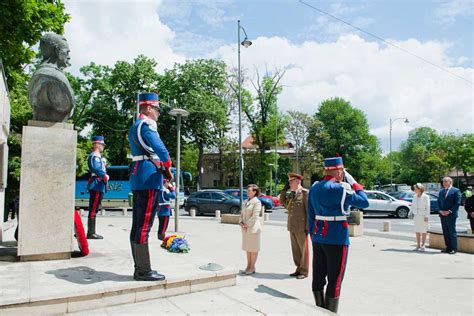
[{"left": 56, "top": 39, "right": 70, "bottom": 68}]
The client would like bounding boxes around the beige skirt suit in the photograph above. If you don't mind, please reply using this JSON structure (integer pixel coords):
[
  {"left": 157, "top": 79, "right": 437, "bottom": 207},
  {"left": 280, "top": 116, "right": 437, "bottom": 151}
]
[
  {"left": 240, "top": 197, "right": 262, "bottom": 252},
  {"left": 409, "top": 193, "right": 430, "bottom": 233}
]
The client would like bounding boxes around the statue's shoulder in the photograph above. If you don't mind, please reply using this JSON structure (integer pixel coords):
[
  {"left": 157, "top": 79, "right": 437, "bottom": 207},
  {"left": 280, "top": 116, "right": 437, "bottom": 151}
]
[{"left": 30, "top": 64, "right": 69, "bottom": 84}]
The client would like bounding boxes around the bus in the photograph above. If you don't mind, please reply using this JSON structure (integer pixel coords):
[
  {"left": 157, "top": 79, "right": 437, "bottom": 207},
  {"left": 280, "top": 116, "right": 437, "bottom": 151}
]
[{"left": 75, "top": 166, "right": 192, "bottom": 210}]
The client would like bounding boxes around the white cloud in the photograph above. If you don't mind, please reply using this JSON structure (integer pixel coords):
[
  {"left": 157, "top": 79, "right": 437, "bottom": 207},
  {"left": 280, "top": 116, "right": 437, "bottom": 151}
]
[
  {"left": 434, "top": 0, "right": 473, "bottom": 26},
  {"left": 63, "top": 0, "right": 185, "bottom": 75},
  {"left": 213, "top": 34, "right": 473, "bottom": 152}
]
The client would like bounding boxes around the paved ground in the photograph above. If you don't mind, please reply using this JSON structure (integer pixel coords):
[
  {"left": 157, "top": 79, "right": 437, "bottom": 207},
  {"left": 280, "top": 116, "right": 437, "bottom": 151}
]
[
  {"left": 1, "top": 214, "right": 473, "bottom": 315},
  {"left": 266, "top": 206, "right": 471, "bottom": 234}
]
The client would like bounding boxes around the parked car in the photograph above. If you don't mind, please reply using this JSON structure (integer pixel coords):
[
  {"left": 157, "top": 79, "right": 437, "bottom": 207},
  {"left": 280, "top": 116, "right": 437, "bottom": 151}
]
[
  {"left": 223, "top": 189, "right": 274, "bottom": 212},
  {"left": 185, "top": 191, "right": 240, "bottom": 216},
  {"left": 352, "top": 190, "right": 412, "bottom": 218},
  {"left": 389, "top": 191, "right": 440, "bottom": 213},
  {"left": 260, "top": 194, "right": 280, "bottom": 207}
]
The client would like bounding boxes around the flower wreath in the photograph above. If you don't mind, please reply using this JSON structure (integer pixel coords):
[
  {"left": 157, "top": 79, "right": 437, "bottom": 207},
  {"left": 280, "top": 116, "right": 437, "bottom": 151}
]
[{"left": 161, "top": 235, "right": 190, "bottom": 253}]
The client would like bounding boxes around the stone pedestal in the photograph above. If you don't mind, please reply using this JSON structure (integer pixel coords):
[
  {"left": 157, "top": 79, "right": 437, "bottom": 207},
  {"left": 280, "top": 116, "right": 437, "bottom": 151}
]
[
  {"left": 383, "top": 221, "right": 391, "bottom": 232},
  {"left": 349, "top": 211, "right": 364, "bottom": 237},
  {"left": 17, "top": 121, "right": 77, "bottom": 260}
]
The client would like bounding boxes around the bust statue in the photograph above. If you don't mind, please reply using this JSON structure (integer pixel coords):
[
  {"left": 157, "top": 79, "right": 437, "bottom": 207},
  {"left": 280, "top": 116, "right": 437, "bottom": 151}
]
[{"left": 28, "top": 33, "right": 75, "bottom": 122}]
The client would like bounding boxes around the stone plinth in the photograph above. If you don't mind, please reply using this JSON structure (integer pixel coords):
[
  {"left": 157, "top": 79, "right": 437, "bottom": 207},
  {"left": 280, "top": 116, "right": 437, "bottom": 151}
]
[
  {"left": 349, "top": 211, "right": 364, "bottom": 237},
  {"left": 428, "top": 230, "right": 474, "bottom": 254},
  {"left": 17, "top": 121, "right": 77, "bottom": 259},
  {"left": 221, "top": 214, "right": 240, "bottom": 224}
]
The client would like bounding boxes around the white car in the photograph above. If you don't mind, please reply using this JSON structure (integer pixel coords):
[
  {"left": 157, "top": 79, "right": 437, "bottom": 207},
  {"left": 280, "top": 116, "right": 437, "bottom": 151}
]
[{"left": 352, "top": 190, "right": 412, "bottom": 218}]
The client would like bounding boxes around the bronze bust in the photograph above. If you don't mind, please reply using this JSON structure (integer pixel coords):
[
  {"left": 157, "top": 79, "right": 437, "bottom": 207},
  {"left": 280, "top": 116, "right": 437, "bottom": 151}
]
[{"left": 28, "top": 33, "right": 75, "bottom": 122}]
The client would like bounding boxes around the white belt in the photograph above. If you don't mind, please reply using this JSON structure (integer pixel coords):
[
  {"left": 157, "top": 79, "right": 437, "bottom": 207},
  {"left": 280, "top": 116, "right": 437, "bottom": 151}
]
[
  {"left": 315, "top": 215, "right": 347, "bottom": 221},
  {"left": 132, "top": 155, "right": 158, "bottom": 161}
]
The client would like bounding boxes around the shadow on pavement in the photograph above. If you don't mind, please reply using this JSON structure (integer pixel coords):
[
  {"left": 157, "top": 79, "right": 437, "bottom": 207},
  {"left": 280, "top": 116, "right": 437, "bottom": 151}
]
[
  {"left": 45, "top": 266, "right": 131, "bottom": 284},
  {"left": 254, "top": 284, "right": 297, "bottom": 299},
  {"left": 381, "top": 248, "right": 438, "bottom": 255},
  {"left": 250, "top": 272, "right": 294, "bottom": 280}
]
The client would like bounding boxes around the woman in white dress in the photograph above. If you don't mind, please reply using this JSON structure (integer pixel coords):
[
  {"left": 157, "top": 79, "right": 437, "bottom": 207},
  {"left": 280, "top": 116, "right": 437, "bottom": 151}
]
[
  {"left": 409, "top": 183, "right": 430, "bottom": 252},
  {"left": 239, "top": 184, "right": 262, "bottom": 275}
]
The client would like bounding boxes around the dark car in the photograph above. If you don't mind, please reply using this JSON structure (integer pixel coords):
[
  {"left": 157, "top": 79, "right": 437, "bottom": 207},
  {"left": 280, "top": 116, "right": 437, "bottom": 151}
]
[
  {"left": 185, "top": 191, "right": 240, "bottom": 215},
  {"left": 223, "top": 189, "right": 274, "bottom": 212},
  {"left": 389, "top": 191, "right": 440, "bottom": 213}
]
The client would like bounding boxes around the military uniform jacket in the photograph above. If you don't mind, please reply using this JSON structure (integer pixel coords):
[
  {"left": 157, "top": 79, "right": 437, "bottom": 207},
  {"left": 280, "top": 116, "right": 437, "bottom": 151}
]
[
  {"left": 158, "top": 187, "right": 176, "bottom": 217},
  {"left": 128, "top": 115, "right": 171, "bottom": 190},
  {"left": 279, "top": 187, "right": 308, "bottom": 233},
  {"left": 308, "top": 176, "right": 369, "bottom": 245},
  {"left": 87, "top": 152, "right": 107, "bottom": 193}
]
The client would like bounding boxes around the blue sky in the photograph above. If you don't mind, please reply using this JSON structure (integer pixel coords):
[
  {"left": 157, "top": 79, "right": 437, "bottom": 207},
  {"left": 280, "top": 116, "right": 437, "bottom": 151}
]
[
  {"left": 63, "top": 0, "right": 473, "bottom": 152},
  {"left": 159, "top": 0, "right": 473, "bottom": 66}
]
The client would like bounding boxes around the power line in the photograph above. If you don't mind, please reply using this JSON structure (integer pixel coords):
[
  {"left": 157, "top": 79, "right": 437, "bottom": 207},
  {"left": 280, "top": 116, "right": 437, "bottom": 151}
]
[{"left": 299, "top": 0, "right": 473, "bottom": 85}]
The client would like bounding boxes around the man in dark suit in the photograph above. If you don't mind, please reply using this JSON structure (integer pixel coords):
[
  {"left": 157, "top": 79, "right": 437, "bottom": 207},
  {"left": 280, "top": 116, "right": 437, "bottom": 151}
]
[{"left": 437, "top": 177, "right": 462, "bottom": 254}]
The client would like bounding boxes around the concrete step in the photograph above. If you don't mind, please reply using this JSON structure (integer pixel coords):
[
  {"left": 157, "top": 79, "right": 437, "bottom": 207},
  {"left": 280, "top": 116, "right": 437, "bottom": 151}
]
[{"left": 0, "top": 269, "right": 236, "bottom": 315}]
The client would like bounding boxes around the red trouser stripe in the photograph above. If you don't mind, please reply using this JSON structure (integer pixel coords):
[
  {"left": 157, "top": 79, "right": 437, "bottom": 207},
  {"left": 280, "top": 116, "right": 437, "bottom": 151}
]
[
  {"left": 90, "top": 191, "right": 100, "bottom": 218},
  {"left": 334, "top": 245, "right": 348, "bottom": 298},
  {"left": 161, "top": 216, "right": 169, "bottom": 235},
  {"left": 139, "top": 189, "right": 154, "bottom": 244}
]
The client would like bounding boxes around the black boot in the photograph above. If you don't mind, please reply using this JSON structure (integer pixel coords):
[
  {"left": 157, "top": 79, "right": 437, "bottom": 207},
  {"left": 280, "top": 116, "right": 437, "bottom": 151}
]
[
  {"left": 134, "top": 243, "right": 166, "bottom": 281},
  {"left": 131, "top": 241, "right": 138, "bottom": 279},
  {"left": 313, "top": 290, "right": 325, "bottom": 308},
  {"left": 325, "top": 293, "right": 339, "bottom": 313},
  {"left": 87, "top": 218, "right": 103, "bottom": 239},
  {"left": 158, "top": 233, "right": 165, "bottom": 241}
]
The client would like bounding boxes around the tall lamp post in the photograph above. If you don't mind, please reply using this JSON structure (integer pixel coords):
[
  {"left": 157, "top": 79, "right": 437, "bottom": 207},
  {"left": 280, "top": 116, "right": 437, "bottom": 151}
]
[
  {"left": 389, "top": 117, "right": 409, "bottom": 190},
  {"left": 170, "top": 107, "right": 189, "bottom": 233},
  {"left": 237, "top": 20, "right": 252, "bottom": 209},
  {"left": 268, "top": 164, "right": 274, "bottom": 196}
]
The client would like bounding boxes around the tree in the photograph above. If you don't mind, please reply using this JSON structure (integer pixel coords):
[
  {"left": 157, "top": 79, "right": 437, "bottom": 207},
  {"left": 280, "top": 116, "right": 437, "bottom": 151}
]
[
  {"left": 398, "top": 127, "right": 450, "bottom": 183},
  {"left": 285, "top": 110, "right": 313, "bottom": 174},
  {"left": 158, "top": 59, "right": 229, "bottom": 189},
  {"left": 440, "top": 133, "right": 474, "bottom": 187},
  {"left": 310, "top": 97, "right": 383, "bottom": 186},
  {"left": 72, "top": 55, "right": 160, "bottom": 166}
]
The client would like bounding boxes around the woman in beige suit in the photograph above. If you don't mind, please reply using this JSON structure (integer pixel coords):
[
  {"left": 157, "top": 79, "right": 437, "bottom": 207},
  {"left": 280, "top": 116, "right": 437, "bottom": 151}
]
[
  {"left": 240, "top": 184, "right": 262, "bottom": 275},
  {"left": 408, "top": 183, "right": 431, "bottom": 252}
]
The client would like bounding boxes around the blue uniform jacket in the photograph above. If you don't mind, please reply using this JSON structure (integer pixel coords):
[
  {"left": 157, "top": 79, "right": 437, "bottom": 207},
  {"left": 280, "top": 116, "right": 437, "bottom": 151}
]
[
  {"left": 437, "top": 187, "right": 461, "bottom": 217},
  {"left": 308, "top": 177, "right": 369, "bottom": 245},
  {"left": 87, "top": 152, "right": 107, "bottom": 193},
  {"left": 128, "top": 116, "right": 171, "bottom": 190},
  {"left": 158, "top": 187, "right": 176, "bottom": 216}
]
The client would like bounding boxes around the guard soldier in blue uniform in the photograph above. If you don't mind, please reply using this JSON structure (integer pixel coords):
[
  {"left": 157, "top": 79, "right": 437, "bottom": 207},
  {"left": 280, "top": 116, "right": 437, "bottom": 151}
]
[
  {"left": 308, "top": 157, "right": 369, "bottom": 313},
  {"left": 129, "top": 92, "right": 172, "bottom": 281},
  {"left": 157, "top": 179, "right": 176, "bottom": 241},
  {"left": 87, "top": 136, "right": 109, "bottom": 239}
]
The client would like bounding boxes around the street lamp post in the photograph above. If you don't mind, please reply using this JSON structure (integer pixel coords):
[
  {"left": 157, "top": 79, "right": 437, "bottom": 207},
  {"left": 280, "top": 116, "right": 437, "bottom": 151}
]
[
  {"left": 389, "top": 117, "right": 409, "bottom": 190},
  {"left": 170, "top": 108, "right": 189, "bottom": 233},
  {"left": 268, "top": 164, "right": 274, "bottom": 196},
  {"left": 275, "top": 105, "right": 278, "bottom": 196},
  {"left": 237, "top": 20, "right": 252, "bottom": 209}
]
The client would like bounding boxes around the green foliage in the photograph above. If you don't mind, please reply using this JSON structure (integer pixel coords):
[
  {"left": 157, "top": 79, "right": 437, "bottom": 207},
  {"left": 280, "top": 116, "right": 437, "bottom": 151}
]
[
  {"left": 71, "top": 55, "right": 160, "bottom": 165},
  {"left": 309, "top": 97, "right": 382, "bottom": 186},
  {"left": 0, "top": 0, "right": 70, "bottom": 86},
  {"left": 157, "top": 59, "right": 230, "bottom": 188},
  {"left": 398, "top": 127, "right": 450, "bottom": 183}
]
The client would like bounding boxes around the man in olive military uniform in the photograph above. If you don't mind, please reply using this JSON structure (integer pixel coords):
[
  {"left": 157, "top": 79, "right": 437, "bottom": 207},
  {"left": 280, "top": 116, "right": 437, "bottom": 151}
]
[{"left": 279, "top": 172, "right": 309, "bottom": 279}]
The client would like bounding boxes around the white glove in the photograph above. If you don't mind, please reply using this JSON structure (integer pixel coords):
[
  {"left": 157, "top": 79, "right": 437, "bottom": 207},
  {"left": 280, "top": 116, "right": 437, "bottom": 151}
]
[{"left": 343, "top": 169, "right": 357, "bottom": 186}]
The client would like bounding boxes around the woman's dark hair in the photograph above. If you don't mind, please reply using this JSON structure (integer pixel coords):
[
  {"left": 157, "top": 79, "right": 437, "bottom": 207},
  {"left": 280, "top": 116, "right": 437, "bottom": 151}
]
[{"left": 247, "top": 184, "right": 261, "bottom": 196}]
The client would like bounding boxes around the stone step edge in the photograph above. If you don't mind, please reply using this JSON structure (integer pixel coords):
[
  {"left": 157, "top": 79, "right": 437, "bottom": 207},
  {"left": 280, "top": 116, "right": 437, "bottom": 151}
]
[{"left": 0, "top": 273, "right": 236, "bottom": 314}]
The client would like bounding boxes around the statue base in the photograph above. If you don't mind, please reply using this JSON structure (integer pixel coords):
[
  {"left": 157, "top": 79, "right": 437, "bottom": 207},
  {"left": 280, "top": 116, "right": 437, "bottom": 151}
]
[{"left": 17, "top": 120, "right": 77, "bottom": 260}]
